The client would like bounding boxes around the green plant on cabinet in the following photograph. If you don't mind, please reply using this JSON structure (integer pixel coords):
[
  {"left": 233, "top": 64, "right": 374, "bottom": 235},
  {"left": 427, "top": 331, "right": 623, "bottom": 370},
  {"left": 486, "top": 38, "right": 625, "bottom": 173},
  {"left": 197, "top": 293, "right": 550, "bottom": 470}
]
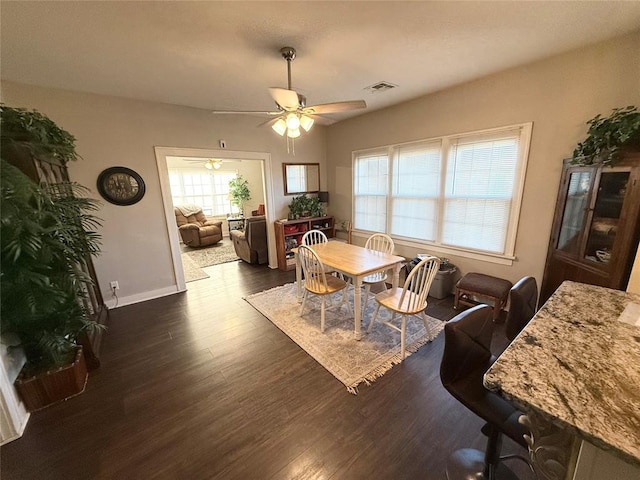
[{"left": 572, "top": 105, "right": 640, "bottom": 166}]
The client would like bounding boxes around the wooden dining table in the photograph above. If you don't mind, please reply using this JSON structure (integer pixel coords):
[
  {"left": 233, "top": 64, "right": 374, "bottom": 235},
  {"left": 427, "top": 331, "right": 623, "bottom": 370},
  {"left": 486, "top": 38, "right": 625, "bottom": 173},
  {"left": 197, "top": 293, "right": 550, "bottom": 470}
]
[{"left": 294, "top": 241, "right": 405, "bottom": 340}]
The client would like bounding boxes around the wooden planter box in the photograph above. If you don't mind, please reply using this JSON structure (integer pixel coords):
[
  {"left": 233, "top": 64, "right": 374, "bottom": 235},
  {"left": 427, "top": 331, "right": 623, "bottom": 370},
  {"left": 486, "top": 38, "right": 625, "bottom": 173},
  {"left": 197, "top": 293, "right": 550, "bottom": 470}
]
[{"left": 14, "top": 347, "right": 88, "bottom": 412}]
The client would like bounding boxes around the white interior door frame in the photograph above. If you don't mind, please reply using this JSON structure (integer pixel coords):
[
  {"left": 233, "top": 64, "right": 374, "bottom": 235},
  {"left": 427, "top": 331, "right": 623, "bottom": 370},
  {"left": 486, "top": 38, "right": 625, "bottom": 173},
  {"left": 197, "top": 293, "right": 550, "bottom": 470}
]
[{"left": 154, "top": 146, "right": 277, "bottom": 292}]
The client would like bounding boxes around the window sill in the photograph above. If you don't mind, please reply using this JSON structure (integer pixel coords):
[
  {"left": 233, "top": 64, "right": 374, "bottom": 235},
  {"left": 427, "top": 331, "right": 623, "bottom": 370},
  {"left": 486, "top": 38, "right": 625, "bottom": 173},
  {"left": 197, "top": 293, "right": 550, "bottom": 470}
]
[{"left": 351, "top": 231, "right": 516, "bottom": 266}]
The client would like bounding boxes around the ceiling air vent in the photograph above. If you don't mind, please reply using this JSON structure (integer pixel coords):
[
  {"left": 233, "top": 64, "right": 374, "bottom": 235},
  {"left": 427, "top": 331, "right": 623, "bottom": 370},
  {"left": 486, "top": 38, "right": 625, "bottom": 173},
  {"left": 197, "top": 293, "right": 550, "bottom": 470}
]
[{"left": 365, "top": 81, "right": 398, "bottom": 93}]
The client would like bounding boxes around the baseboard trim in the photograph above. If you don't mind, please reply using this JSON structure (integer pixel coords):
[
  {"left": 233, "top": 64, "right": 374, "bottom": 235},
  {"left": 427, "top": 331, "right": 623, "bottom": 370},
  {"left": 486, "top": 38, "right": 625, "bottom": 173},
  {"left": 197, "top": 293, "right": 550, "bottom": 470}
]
[{"left": 105, "top": 286, "right": 185, "bottom": 309}]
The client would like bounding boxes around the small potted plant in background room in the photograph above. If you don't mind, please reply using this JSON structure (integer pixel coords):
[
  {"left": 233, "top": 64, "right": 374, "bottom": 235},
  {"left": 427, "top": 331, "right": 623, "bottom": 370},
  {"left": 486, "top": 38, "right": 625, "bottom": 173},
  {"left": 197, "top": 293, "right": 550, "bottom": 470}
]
[
  {"left": 1, "top": 105, "right": 104, "bottom": 411},
  {"left": 571, "top": 105, "right": 640, "bottom": 166},
  {"left": 228, "top": 174, "right": 251, "bottom": 217}
]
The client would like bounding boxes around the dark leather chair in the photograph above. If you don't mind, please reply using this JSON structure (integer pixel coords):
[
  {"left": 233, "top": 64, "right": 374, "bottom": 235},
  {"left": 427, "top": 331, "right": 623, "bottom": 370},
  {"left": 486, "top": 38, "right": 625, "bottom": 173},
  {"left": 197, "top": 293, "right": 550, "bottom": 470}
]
[
  {"left": 440, "top": 304, "right": 529, "bottom": 480},
  {"left": 230, "top": 216, "right": 268, "bottom": 264},
  {"left": 505, "top": 277, "right": 538, "bottom": 342}
]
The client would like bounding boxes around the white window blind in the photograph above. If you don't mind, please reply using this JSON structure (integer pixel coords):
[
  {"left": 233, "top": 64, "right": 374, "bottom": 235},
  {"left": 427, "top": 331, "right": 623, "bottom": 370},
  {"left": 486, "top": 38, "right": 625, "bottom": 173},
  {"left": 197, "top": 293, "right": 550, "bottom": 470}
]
[
  {"left": 352, "top": 123, "right": 531, "bottom": 258},
  {"left": 391, "top": 141, "right": 441, "bottom": 241},
  {"left": 353, "top": 151, "right": 388, "bottom": 232},
  {"left": 442, "top": 132, "right": 520, "bottom": 253}
]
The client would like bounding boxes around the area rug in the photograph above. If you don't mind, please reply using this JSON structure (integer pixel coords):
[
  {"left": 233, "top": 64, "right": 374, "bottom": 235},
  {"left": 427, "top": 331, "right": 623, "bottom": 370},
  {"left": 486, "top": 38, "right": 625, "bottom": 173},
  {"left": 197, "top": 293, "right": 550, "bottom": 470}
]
[
  {"left": 182, "top": 253, "right": 209, "bottom": 283},
  {"left": 245, "top": 283, "right": 445, "bottom": 394},
  {"left": 184, "top": 240, "right": 239, "bottom": 268}
]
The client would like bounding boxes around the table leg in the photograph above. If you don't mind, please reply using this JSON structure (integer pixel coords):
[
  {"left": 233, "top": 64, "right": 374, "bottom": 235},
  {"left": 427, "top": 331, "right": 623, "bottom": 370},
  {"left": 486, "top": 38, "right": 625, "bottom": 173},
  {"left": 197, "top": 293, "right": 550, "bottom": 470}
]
[
  {"left": 392, "top": 262, "right": 401, "bottom": 289},
  {"left": 354, "top": 276, "right": 362, "bottom": 340},
  {"left": 295, "top": 252, "right": 302, "bottom": 303}
]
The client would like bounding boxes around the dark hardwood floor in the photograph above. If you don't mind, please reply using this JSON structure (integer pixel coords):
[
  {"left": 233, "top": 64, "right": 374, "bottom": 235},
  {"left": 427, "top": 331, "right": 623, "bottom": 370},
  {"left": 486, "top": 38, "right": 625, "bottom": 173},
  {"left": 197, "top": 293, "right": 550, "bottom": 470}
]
[{"left": 1, "top": 261, "right": 531, "bottom": 479}]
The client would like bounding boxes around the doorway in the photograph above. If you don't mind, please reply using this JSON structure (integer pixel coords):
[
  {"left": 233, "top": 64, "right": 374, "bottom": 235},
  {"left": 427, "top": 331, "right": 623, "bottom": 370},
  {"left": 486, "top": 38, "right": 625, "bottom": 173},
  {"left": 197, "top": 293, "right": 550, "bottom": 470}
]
[{"left": 154, "top": 146, "right": 277, "bottom": 292}]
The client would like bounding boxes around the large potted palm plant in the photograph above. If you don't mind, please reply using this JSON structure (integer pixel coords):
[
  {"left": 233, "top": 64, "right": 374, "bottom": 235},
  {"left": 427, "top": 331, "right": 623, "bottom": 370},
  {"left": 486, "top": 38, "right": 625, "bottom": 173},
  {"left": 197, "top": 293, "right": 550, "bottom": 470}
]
[{"left": 1, "top": 106, "right": 103, "bottom": 411}]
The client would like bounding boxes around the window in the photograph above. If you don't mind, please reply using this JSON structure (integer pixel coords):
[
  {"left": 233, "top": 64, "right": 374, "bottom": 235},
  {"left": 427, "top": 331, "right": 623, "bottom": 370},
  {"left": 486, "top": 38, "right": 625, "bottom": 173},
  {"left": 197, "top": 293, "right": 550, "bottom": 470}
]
[
  {"left": 169, "top": 169, "right": 237, "bottom": 216},
  {"left": 352, "top": 124, "right": 532, "bottom": 260}
]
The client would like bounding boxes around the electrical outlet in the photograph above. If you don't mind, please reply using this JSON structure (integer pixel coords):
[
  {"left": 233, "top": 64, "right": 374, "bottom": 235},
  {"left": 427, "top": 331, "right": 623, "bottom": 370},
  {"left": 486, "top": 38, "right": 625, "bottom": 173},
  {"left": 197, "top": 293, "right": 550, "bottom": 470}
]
[
  {"left": 219, "top": 139, "right": 226, "bottom": 149},
  {"left": 110, "top": 281, "right": 119, "bottom": 291}
]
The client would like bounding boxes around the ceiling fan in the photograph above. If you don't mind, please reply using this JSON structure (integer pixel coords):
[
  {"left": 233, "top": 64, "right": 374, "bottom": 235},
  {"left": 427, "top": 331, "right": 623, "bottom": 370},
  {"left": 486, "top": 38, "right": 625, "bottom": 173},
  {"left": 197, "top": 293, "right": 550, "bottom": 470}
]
[
  {"left": 212, "top": 47, "right": 367, "bottom": 151},
  {"left": 180, "top": 158, "right": 238, "bottom": 170}
]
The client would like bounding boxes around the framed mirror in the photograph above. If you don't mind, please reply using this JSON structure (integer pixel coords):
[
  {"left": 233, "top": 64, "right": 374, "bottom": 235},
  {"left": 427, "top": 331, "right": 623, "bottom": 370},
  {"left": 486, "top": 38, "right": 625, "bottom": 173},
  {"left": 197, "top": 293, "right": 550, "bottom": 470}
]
[{"left": 283, "top": 163, "right": 320, "bottom": 195}]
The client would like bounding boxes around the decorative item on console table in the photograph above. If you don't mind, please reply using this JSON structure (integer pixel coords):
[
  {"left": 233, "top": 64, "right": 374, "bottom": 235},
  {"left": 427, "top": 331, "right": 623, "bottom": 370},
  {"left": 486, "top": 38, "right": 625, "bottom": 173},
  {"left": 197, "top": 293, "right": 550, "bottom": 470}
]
[
  {"left": 288, "top": 193, "right": 322, "bottom": 219},
  {"left": 275, "top": 216, "right": 335, "bottom": 271}
]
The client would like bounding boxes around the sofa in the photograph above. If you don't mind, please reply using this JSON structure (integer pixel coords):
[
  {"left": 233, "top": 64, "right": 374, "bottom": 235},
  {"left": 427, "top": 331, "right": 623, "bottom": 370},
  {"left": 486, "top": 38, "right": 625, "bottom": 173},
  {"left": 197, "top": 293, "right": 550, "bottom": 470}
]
[
  {"left": 230, "top": 216, "right": 268, "bottom": 264},
  {"left": 174, "top": 206, "right": 223, "bottom": 247}
]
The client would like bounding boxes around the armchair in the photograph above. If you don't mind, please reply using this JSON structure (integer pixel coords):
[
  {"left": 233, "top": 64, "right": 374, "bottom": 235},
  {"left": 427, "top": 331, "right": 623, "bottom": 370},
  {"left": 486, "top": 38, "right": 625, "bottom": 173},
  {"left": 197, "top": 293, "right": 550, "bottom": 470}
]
[
  {"left": 230, "top": 216, "right": 268, "bottom": 264},
  {"left": 174, "top": 206, "right": 223, "bottom": 247}
]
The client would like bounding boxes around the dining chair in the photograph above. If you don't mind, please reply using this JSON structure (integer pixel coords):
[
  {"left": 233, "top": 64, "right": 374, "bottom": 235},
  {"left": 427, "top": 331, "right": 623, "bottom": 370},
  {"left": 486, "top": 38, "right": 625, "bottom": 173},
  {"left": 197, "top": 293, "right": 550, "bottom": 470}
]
[
  {"left": 301, "top": 229, "right": 328, "bottom": 246},
  {"left": 505, "top": 276, "right": 538, "bottom": 342},
  {"left": 362, "top": 233, "right": 395, "bottom": 317},
  {"left": 367, "top": 255, "right": 440, "bottom": 359},
  {"left": 440, "top": 305, "right": 530, "bottom": 479},
  {"left": 298, "top": 245, "right": 352, "bottom": 332},
  {"left": 300, "top": 229, "right": 343, "bottom": 278}
]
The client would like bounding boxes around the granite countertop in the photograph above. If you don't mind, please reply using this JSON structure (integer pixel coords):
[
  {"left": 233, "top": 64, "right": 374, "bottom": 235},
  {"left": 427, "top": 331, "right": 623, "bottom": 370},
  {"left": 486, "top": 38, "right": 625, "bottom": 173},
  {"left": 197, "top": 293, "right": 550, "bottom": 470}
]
[{"left": 484, "top": 281, "right": 640, "bottom": 467}]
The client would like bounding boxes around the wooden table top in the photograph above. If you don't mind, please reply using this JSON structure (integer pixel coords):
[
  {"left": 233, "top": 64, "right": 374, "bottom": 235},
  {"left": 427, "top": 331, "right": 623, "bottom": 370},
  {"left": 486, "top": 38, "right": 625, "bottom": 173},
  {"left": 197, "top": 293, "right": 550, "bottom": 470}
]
[{"left": 305, "top": 242, "right": 405, "bottom": 277}]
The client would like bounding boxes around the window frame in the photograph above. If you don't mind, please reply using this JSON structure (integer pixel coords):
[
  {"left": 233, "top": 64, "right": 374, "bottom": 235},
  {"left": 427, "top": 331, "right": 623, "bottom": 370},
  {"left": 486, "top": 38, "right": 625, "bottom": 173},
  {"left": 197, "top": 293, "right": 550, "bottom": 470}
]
[{"left": 351, "top": 123, "right": 533, "bottom": 265}]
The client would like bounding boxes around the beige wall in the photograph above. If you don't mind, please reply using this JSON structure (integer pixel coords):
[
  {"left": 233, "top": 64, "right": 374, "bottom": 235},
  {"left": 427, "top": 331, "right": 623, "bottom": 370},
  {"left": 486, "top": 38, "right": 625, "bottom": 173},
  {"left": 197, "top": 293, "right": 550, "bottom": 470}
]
[
  {"left": 1, "top": 82, "right": 327, "bottom": 304},
  {"left": 327, "top": 32, "right": 640, "bottom": 289},
  {"left": 3, "top": 32, "right": 639, "bottom": 305}
]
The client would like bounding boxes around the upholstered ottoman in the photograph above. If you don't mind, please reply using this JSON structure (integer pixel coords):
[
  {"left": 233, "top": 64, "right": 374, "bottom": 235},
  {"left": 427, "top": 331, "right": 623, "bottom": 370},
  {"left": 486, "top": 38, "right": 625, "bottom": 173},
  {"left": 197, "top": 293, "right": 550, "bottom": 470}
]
[{"left": 454, "top": 273, "right": 513, "bottom": 321}]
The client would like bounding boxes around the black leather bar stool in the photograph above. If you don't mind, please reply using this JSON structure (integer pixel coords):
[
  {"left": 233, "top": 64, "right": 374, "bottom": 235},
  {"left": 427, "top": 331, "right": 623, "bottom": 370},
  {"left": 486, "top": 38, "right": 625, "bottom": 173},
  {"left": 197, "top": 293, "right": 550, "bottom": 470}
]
[
  {"left": 440, "top": 304, "right": 530, "bottom": 480},
  {"left": 505, "top": 276, "right": 538, "bottom": 342}
]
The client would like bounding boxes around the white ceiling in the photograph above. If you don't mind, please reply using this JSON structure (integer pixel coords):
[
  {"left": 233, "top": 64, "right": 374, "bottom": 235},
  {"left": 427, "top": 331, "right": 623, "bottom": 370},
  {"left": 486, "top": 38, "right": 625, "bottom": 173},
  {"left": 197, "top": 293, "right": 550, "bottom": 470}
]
[{"left": 2, "top": 1, "right": 640, "bottom": 124}]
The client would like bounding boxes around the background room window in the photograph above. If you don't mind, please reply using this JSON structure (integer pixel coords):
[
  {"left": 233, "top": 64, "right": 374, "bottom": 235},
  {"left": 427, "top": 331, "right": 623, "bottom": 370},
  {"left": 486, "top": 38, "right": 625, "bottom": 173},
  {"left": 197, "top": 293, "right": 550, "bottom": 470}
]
[
  {"left": 169, "top": 169, "right": 237, "bottom": 216},
  {"left": 352, "top": 123, "right": 531, "bottom": 259}
]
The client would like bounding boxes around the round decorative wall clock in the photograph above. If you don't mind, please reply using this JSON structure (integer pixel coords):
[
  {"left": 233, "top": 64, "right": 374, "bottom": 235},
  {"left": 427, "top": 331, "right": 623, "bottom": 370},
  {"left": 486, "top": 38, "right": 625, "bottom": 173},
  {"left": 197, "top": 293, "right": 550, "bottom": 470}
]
[{"left": 97, "top": 166, "right": 146, "bottom": 206}]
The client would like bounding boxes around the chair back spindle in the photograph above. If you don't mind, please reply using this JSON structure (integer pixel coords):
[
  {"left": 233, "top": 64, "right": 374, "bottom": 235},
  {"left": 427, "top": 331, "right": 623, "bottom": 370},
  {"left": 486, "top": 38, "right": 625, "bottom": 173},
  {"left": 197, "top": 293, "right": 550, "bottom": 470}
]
[
  {"left": 399, "top": 256, "right": 440, "bottom": 311},
  {"left": 298, "top": 245, "right": 328, "bottom": 292},
  {"left": 364, "top": 233, "right": 394, "bottom": 255},
  {"left": 301, "top": 230, "right": 328, "bottom": 246}
]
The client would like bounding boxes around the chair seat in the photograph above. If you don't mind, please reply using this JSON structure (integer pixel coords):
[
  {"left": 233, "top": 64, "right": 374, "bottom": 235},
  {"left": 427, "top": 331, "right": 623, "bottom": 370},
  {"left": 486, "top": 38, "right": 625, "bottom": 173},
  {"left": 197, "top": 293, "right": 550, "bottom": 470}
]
[
  {"left": 363, "top": 271, "right": 388, "bottom": 284},
  {"left": 305, "top": 274, "right": 349, "bottom": 295},
  {"left": 375, "top": 288, "right": 427, "bottom": 315}
]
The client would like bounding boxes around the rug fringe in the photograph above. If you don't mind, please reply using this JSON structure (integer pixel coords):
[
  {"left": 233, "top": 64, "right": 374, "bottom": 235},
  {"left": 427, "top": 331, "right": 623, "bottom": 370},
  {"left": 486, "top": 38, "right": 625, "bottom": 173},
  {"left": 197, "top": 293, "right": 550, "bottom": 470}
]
[{"left": 345, "top": 332, "right": 438, "bottom": 395}]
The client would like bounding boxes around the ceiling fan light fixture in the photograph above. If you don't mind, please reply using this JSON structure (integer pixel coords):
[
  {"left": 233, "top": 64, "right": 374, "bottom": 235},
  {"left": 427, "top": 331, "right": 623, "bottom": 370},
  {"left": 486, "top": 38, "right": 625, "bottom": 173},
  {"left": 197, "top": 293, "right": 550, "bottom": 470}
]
[
  {"left": 300, "top": 115, "right": 314, "bottom": 132},
  {"left": 272, "top": 118, "right": 287, "bottom": 136},
  {"left": 285, "top": 113, "right": 300, "bottom": 130},
  {"left": 205, "top": 159, "right": 222, "bottom": 170},
  {"left": 287, "top": 127, "right": 301, "bottom": 139}
]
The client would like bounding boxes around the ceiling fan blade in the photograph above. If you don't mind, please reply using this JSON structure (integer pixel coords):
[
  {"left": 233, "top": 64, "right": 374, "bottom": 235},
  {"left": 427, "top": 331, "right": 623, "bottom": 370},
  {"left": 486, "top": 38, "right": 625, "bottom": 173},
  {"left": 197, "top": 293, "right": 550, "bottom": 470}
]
[
  {"left": 212, "top": 110, "right": 281, "bottom": 115},
  {"left": 269, "top": 88, "right": 300, "bottom": 110},
  {"left": 257, "top": 116, "right": 281, "bottom": 128},
  {"left": 303, "top": 100, "right": 367, "bottom": 115}
]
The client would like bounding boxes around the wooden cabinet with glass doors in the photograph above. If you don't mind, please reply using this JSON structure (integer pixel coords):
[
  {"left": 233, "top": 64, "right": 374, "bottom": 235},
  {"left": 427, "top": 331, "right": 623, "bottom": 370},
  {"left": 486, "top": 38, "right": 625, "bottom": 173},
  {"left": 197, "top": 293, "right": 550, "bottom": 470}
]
[{"left": 540, "top": 153, "right": 640, "bottom": 304}]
